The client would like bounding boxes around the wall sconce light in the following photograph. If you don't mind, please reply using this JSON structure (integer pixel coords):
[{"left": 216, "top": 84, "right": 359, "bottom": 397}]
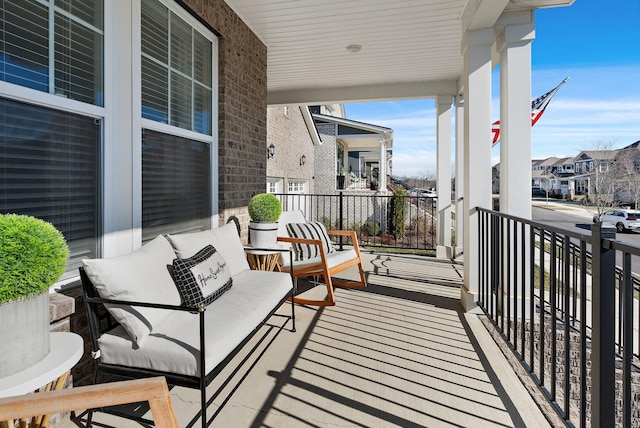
[
  {"left": 300, "top": 154, "right": 306, "bottom": 166},
  {"left": 267, "top": 143, "right": 275, "bottom": 159}
]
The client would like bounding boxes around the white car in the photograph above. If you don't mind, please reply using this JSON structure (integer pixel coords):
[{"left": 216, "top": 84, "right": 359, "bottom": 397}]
[{"left": 593, "top": 209, "right": 640, "bottom": 233}]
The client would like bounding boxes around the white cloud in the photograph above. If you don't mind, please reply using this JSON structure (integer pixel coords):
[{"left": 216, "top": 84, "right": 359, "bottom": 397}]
[{"left": 345, "top": 64, "right": 640, "bottom": 178}]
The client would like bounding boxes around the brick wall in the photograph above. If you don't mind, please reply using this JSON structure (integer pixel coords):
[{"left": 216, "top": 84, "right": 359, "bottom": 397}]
[
  {"left": 182, "top": 0, "right": 268, "bottom": 213},
  {"left": 315, "top": 123, "right": 338, "bottom": 194},
  {"left": 513, "top": 316, "right": 640, "bottom": 427},
  {"left": 266, "top": 106, "right": 315, "bottom": 194}
]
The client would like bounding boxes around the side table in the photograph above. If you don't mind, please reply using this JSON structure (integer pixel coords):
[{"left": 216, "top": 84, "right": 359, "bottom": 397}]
[
  {"left": 245, "top": 244, "right": 287, "bottom": 272},
  {"left": 0, "top": 332, "right": 83, "bottom": 427}
]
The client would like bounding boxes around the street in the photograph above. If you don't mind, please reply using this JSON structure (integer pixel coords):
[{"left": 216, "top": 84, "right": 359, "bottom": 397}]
[{"left": 532, "top": 204, "right": 640, "bottom": 268}]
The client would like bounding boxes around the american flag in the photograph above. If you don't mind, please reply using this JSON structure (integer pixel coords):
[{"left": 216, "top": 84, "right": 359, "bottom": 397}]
[{"left": 491, "top": 77, "right": 569, "bottom": 145}]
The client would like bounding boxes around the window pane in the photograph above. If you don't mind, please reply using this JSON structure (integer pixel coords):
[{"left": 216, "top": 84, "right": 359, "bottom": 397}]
[
  {"left": 170, "top": 72, "right": 191, "bottom": 129},
  {"left": 55, "top": 0, "right": 103, "bottom": 28},
  {"left": 170, "top": 14, "right": 192, "bottom": 76},
  {"left": 54, "top": 11, "right": 104, "bottom": 105},
  {"left": 0, "top": 0, "right": 103, "bottom": 105},
  {"left": 141, "top": 0, "right": 168, "bottom": 64},
  {"left": 142, "top": 129, "right": 211, "bottom": 241},
  {"left": 0, "top": 0, "right": 49, "bottom": 92},
  {"left": 193, "top": 83, "right": 211, "bottom": 135},
  {"left": 142, "top": 56, "right": 168, "bottom": 123},
  {"left": 193, "top": 31, "right": 211, "bottom": 86},
  {"left": 141, "top": 0, "right": 213, "bottom": 135},
  {"left": 0, "top": 97, "right": 101, "bottom": 279}
]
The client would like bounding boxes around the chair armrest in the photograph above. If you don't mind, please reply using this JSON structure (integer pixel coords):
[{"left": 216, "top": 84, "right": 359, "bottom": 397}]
[
  {"left": 277, "top": 236, "right": 323, "bottom": 246},
  {"left": 0, "top": 377, "right": 179, "bottom": 427},
  {"left": 326, "top": 230, "right": 362, "bottom": 252}
]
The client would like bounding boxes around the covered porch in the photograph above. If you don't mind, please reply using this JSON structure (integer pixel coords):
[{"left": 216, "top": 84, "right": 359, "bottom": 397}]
[{"left": 65, "top": 253, "right": 553, "bottom": 427}]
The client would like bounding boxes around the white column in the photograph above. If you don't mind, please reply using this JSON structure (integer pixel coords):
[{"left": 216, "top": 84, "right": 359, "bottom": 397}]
[
  {"left": 498, "top": 22, "right": 535, "bottom": 219},
  {"left": 455, "top": 94, "right": 465, "bottom": 259},
  {"left": 462, "top": 28, "right": 494, "bottom": 312},
  {"left": 379, "top": 136, "right": 387, "bottom": 191},
  {"left": 436, "top": 95, "right": 453, "bottom": 259},
  {"left": 497, "top": 21, "right": 535, "bottom": 318}
]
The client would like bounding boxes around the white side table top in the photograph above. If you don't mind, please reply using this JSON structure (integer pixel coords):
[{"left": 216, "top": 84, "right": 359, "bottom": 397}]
[
  {"left": 244, "top": 243, "right": 288, "bottom": 255},
  {"left": 0, "top": 332, "right": 84, "bottom": 398}
]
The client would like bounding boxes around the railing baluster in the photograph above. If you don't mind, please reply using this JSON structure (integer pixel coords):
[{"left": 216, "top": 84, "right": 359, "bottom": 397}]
[
  {"left": 623, "top": 252, "right": 632, "bottom": 428},
  {"left": 521, "top": 221, "right": 526, "bottom": 359},
  {"left": 580, "top": 240, "right": 587, "bottom": 428},
  {"left": 539, "top": 229, "right": 545, "bottom": 386},
  {"left": 550, "top": 231, "right": 557, "bottom": 401},
  {"left": 529, "top": 225, "right": 536, "bottom": 373},
  {"left": 563, "top": 235, "right": 571, "bottom": 419}
]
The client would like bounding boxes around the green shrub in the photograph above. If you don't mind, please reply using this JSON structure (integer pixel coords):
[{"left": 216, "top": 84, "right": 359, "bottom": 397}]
[
  {"left": 0, "top": 214, "right": 69, "bottom": 304},
  {"left": 388, "top": 187, "right": 408, "bottom": 239},
  {"left": 248, "top": 193, "right": 282, "bottom": 222},
  {"left": 364, "top": 221, "right": 380, "bottom": 236}
]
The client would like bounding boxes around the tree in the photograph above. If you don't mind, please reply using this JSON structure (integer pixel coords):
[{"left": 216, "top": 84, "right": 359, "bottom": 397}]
[
  {"left": 583, "top": 141, "right": 618, "bottom": 219},
  {"left": 388, "top": 187, "right": 408, "bottom": 240},
  {"left": 613, "top": 146, "right": 640, "bottom": 209}
]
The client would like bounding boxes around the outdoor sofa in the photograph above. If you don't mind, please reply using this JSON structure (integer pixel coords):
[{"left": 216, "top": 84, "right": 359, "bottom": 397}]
[{"left": 79, "top": 222, "right": 295, "bottom": 427}]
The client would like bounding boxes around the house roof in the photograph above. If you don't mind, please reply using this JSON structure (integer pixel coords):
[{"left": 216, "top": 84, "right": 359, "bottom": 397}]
[
  {"left": 313, "top": 113, "right": 393, "bottom": 150},
  {"left": 539, "top": 157, "right": 560, "bottom": 166},
  {"left": 224, "top": 0, "right": 575, "bottom": 105},
  {"left": 576, "top": 150, "right": 618, "bottom": 161}
]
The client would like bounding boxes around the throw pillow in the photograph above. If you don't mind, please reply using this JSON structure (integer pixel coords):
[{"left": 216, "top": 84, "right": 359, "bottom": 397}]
[
  {"left": 172, "top": 245, "right": 233, "bottom": 307},
  {"left": 286, "top": 221, "right": 335, "bottom": 261}
]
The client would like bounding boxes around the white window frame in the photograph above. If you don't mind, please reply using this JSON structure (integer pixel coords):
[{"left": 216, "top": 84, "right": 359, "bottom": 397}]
[
  {"left": 118, "top": 0, "right": 218, "bottom": 253},
  {"left": 0, "top": 0, "right": 106, "bottom": 284}
]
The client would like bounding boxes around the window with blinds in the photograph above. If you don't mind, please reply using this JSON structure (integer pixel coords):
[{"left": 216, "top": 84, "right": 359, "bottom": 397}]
[
  {"left": 141, "top": 0, "right": 212, "bottom": 135},
  {"left": 141, "top": 129, "right": 211, "bottom": 242},
  {"left": 0, "top": 0, "right": 104, "bottom": 106},
  {"left": 0, "top": 97, "right": 101, "bottom": 279}
]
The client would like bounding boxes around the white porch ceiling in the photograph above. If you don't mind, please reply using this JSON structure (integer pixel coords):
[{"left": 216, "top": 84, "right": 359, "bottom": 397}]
[{"left": 223, "top": 0, "right": 574, "bottom": 106}]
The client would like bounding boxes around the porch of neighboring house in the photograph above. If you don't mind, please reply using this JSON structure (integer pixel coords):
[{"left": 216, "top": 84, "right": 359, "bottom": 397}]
[{"left": 63, "top": 253, "right": 554, "bottom": 428}]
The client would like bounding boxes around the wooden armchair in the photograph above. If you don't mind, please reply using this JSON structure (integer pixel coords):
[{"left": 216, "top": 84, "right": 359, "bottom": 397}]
[
  {"left": 0, "top": 377, "right": 178, "bottom": 428},
  {"left": 277, "top": 210, "right": 367, "bottom": 306}
]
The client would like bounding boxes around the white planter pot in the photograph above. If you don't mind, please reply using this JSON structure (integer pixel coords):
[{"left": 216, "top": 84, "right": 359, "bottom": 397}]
[
  {"left": 249, "top": 221, "right": 279, "bottom": 248},
  {"left": 0, "top": 291, "right": 50, "bottom": 378}
]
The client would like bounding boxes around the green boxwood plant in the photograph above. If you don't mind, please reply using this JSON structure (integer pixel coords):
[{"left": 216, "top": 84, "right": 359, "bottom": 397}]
[
  {"left": 0, "top": 214, "right": 69, "bottom": 304},
  {"left": 248, "top": 193, "right": 282, "bottom": 222}
]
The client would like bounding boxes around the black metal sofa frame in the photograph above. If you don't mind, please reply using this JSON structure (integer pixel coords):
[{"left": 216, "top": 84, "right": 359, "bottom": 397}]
[{"left": 79, "top": 254, "right": 295, "bottom": 428}]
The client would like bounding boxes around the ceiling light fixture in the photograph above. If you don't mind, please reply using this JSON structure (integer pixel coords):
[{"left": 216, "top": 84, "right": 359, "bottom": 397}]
[{"left": 346, "top": 44, "right": 362, "bottom": 53}]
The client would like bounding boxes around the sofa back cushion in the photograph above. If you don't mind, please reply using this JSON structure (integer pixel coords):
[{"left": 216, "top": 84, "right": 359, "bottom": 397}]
[
  {"left": 167, "top": 222, "right": 249, "bottom": 277},
  {"left": 82, "top": 235, "right": 180, "bottom": 346}
]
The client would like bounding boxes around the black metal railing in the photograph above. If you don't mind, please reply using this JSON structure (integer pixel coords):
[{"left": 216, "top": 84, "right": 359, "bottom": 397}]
[
  {"left": 477, "top": 207, "right": 640, "bottom": 427},
  {"left": 274, "top": 192, "right": 437, "bottom": 251}
]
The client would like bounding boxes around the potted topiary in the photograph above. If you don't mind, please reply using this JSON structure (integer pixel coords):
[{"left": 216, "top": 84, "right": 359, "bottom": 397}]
[
  {"left": 248, "top": 193, "right": 282, "bottom": 248},
  {"left": 0, "top": 214, "right": 69, "bottom": 378}
]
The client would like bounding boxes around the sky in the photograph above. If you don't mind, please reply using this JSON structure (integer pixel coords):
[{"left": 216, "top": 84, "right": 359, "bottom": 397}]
[{"left": 343, "top": 0, "right": 640, "bottom": 178}]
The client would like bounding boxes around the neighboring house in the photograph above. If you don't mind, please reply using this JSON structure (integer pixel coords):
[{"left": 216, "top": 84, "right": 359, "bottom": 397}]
[
  {"left": 528, "top": 146, "right": 640, "bottom": 201},
  {"left": 311, "top": 113, "right": 393, "bottom": 194},
  {"left": 265, "top": 106, "right": 317, "bottom": 204},
  {"left": 573, "top": 150, "right": 618, "bottom": 198},
  {"left": 266, "top": 104, "right": 394, "bottom": 199}
]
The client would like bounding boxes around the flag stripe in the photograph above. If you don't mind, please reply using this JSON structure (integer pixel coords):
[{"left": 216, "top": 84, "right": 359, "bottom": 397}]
[{"left": 492, "top": 77, "right": 568, "bottom": 146}]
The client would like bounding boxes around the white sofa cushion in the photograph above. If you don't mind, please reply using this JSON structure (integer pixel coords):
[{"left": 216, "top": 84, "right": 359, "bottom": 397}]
[
  {"left": 82, "top": 235, "right": 181, "bottom": 346},
  {"left": 168, "top": 223, "right": 249, "bottom": 277},
  {"left": 172, "top": 245, "right": 233, "bottom": 307},
  {"left": 96, "top": 269, "right": 292, "bottom": 376}
]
